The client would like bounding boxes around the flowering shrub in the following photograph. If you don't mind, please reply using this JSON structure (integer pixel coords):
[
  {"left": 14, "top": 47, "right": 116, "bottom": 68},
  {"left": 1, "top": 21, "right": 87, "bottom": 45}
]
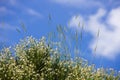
[{"left": 0, "top": 36, "right": 120, "bottom": 80}]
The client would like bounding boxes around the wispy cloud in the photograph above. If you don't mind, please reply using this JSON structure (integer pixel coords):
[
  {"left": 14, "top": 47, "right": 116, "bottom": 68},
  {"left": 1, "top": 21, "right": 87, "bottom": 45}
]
[
  {"left": 0, "top": 6, "right": 15, "bottom": 16},
  {"left": 0, "top": 23, "right": 16, "bottom": 31},
  {"left": 26, "top": 8, "right": 42, "bottom": 18},
  {"left": 51, "top": 0, "right": 119, "bottom": 8},
  {"left": 68, "top": 7, "right": 120, "bottom": 60},
  {"left": 9, "top": 0, "right": 17, "bottom": 5},
  {"left": 0, "top": 23, "right": 17, "bottom": 42},
  {"left": 0, "top": 0, "right": 17, "bottom": 6},
  {"left": 51, "top": 0, "right": 102, "bottom": 8},
  {"left": 0, "top": 0, "right": 42, "bottom": 18},
  {"left": 0, "top": 7, "right": 6, "bottom": 12}
]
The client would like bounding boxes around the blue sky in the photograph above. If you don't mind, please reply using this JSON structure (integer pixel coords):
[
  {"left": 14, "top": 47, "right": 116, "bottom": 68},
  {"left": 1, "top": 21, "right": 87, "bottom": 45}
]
[{"left": 0, "top": 0, "right": 120, "bottom": 71}]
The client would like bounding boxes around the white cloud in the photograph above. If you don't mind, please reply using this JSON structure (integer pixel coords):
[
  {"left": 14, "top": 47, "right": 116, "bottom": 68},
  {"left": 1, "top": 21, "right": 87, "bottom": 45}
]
[
  {"left": 26, "top": 8, "right": 42, "bottom": 18},
  {"left": 69, "top": 15, "right": 84, "bottom": 29},
  {"left": 68, "top": 7, "right": 120, "bottom": 59},
  {"left": 107, "top": 7, "right": 120, "bottom": 28}
]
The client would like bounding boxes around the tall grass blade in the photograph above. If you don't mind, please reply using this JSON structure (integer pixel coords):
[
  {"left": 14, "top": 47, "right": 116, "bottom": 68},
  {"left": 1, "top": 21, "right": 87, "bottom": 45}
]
[
  {"left": 16, "top": 28, "right": 21, "bottom": 33},
  {"left": 20, "top": 22, "right": 27, "bottom": 33},
  {"left": 48, "top": 13, "right": 52, "bottom": 21},
  {"left": 94, "top": 28, "right": 100, "bottom": 53}
]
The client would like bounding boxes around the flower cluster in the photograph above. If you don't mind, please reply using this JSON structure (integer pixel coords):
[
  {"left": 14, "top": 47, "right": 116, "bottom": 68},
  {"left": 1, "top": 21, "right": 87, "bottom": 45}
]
[{"left": 0, "top": 36, "right": 120, "bottom": 80}]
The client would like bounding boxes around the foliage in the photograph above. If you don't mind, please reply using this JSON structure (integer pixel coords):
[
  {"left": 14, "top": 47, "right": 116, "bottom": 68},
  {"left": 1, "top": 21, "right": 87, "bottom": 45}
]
[{"left": 0, "top": 36, "right": 120, "bottom": 80}]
